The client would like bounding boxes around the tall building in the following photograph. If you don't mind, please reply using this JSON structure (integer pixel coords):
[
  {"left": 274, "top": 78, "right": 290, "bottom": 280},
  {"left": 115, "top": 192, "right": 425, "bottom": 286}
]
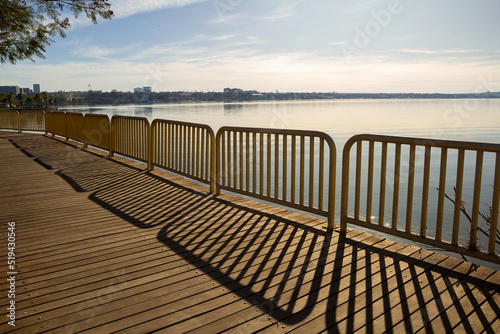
[
  {"left": 134, "top": 87, "right": 143, "bottom": 93},
  {"left": 33, "top": 84, "right": 40, "bottom": 93},
  {"left": 0, "top": 86, "right": 20, "bottom": 95},
  {"left": 143, "top": 86, "right": 152, "bottom": 93},
  {"left": 21, "top": 88, "right": 31, "bottom": 95}
]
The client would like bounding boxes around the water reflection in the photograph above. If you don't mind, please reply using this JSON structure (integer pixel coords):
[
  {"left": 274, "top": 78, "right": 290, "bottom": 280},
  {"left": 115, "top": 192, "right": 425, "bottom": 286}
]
[
  {"left": 60, "top": 100, "right": 500, "bottom": 145},
  {"left": 223, "top": 103, "right": 244, "bottom": 116},
  {"left": 135, "top": 106, "right": 153, "bottom": 118}
]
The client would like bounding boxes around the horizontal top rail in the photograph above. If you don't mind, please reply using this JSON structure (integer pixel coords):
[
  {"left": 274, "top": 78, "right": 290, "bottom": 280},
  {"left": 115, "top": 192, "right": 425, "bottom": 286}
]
[
  {"left": 345, "top": 134, "right": 500, "bottom": 152},
  {"left": 218, "top": 126, "right": 336, "bottom": 142}
]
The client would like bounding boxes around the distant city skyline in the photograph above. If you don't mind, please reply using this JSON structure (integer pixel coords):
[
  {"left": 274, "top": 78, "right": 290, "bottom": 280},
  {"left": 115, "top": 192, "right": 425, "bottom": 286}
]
[{"left": 1, "top": 0, "right": 499, "bottom": 93}]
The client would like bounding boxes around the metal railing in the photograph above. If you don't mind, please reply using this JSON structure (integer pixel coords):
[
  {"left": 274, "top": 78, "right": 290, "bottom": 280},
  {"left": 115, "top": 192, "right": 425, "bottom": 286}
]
[
  {"left": 49, "top": 111, "right": 67, "bottom": 138},
  {"left": 110, "top": 115, "right": 152, "bottom": 168},
  {"left": 84, "top": 114, "right": 111, "bottom": 151},
  {"left": 0, "top": 110, "right": 46, "bottom": 133},
  {"left": 152, "top": 119, "right": 216, "bottom": 192},
  {"left": 216, "top": 127, "right": 336, "bottom": 228},
  {"left": 3, "top": 111, "right": 500, "bottom": 263},
  {"left": 19, "top": 110, "right": 45, "bottom": 133},
  {"left": 66, "top": 112, "right": 85, "bottom": 143},
  {"left": 341, "top": 134, "right": 500, "bottom": 264},
  {"left": 0, "top": 110, "right": 20, "bottom": 132}
]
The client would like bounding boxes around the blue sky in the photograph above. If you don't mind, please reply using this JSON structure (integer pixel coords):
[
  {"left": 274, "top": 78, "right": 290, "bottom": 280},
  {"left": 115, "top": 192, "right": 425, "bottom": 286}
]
[{"left": 2, "top": 0, "right": 500, "bottom": 93}]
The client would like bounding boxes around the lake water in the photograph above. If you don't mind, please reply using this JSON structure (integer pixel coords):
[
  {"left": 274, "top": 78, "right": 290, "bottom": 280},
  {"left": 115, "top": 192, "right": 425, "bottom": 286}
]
[
  {"left": 61, "top": 99, "right": 500, "bottom": 267},
  {"left": 61, "top": 98, "right": 500, "bottom": 146}
]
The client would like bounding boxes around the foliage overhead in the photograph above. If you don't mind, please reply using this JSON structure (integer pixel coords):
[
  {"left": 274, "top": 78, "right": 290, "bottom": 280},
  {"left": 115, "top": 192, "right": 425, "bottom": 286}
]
[{"left": 0, "top": 0, "right": 113, "bottom": 64}]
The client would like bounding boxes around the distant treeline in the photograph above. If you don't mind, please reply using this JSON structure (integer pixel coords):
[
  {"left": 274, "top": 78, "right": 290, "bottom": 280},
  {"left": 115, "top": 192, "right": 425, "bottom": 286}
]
[{"left": 45, "top": 89, "right": 500, "bottom": 105}]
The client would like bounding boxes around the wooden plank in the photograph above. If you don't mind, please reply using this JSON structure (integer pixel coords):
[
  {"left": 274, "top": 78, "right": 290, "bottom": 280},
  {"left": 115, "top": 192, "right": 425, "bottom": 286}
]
[{"left": 0, "top": 132, "right": 499, "bottom": 334}]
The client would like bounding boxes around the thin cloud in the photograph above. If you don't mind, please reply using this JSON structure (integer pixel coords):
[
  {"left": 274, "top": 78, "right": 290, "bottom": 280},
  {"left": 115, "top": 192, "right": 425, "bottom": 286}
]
[
  {"left": 259, "top": 0, "right": 302, "bottom": 20},
  {"left": 6, "top": 49, "right": 500, "bottom": 93},
  {"left": 73, "top": 43, "right": 142, "bottom": 60},
  {"left": 71, "top": 0, "right": 209, "bottom": 26},
  {"left": 111, "top": 0, "right": 209, "bottom": 19},
  {"left": 393, "top": 48, "right": 482, "bottom": 55},
  {"left": 342, "top": 0, "right": 383, "bottom": 14}
]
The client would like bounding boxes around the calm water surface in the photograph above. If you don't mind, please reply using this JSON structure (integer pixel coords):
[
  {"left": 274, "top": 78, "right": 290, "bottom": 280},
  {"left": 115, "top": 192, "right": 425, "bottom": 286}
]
[
  {"left": 62, "top": 99, "right": 500, "bottom": 145},
  {"left": 62, "top": 99, "right": 500, "bottom": 267}
]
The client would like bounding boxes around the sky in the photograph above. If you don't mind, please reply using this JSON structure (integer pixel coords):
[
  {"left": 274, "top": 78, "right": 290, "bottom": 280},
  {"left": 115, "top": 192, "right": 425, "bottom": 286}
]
[{"left": 1, "top": 0, "right": 500, "bottom": 93}]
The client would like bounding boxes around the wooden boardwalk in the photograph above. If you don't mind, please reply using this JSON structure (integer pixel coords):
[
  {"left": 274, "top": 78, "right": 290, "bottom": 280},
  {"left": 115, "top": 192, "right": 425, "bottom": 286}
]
[{"left": 0, "top": 132, "right": 499, "bottom": 333}]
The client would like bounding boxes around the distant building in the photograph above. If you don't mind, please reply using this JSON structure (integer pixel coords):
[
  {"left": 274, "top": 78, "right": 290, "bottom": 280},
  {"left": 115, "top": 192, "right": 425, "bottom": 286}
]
[
  {"left": 134, "top": 87, "right": 143, "bottom": 93},
  {"left": 33, "top": 84, "right": 40, "bottom": 93},
  {"left": 143, "top": 86, "right": 152, "bottom": 93},
  {"left": 21, "top": 88, "right": 31, "bottom": 95},
  {"left": 223, "top": 88, "right": 243, "bottom": 94},
  {"left": 0, "top": 86, "right": 21, "bottom": 95}
]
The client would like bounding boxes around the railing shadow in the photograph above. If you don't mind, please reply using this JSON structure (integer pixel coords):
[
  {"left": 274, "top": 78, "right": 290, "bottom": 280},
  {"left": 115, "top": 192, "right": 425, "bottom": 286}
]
[
  {"left": 322, "top": 238, "right": 500, "bottom": 333},
  {"left": 6, "top": 133, "right": 500, "bottom": 332},
  {"left": 85, "top": 161, "right": 335, "bottom": 323},
  {"left": 7, "top": 134, "right": 334, "bottom": 323}
]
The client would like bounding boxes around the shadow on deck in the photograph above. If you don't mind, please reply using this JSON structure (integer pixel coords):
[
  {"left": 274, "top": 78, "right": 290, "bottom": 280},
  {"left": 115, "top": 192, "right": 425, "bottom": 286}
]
[{"left": 1, "top": 132, "right": 499, "bottom": 333}]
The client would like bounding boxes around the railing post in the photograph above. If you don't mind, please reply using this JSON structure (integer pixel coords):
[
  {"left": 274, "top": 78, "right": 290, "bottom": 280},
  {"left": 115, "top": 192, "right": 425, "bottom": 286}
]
[
  {"left": 215, "top": 129, "right": 222, "bottom": 195},
  {"left": 17, "top": 110, "right": 21, "bottom": 134},
  {"left": 326, "top": 136, "right": 337, "bottom": 230},
  {"left": 83, "top": 114, "right": 88, "bottom": 148},
  {"left": 489, "top": 152, "right": 500, "bottom": 254},
  {"left": 147, "top": 121, "right": 153, "bottom": 170},
  {"left": 64, "top": 112, "right": 69, "bottom": 141},
  {"left": 109, "top": 116, "right": 115, "bottom": 157},
  {"left": 209, "top": 129, "right": 216, "bottom": 194},
  {"left": 340, "top": 137, "right": 355, "bottom": 233}
]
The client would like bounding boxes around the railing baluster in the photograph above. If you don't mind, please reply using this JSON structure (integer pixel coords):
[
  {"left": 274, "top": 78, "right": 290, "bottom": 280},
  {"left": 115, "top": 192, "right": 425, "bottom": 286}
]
[
  {"left": 355, "top": 140, "right": 362, "bottom": 220},
  {"left": 260, "top": 132, "right": 264, "bottom": 195},
  {"left": 378, "top": 142, "right": 387, "bottom": 226},
  {"left": 319, "top": 139, "right": 325, "bottom": 211},
  {"left": 300, "top": 135, "right": 305, "bottom": 206},
  {"left": 233, "top": 131, "right": 238, "bottom": 187},
  {"left": 470, "top": 151, "right": 483, "bottom": 250},
  {"left": 436, "top": 148, "right": 447, "bottom": 241},
  {"left": 420, "top": 145, "right": 431, "bottom": 237},
  {"left": 309, "top": 136, "right": 315, "bottom": 208},
  {"left": 283, "top": 135, "right": 288, "bottom": 201},
  {"left": 392, "top": 143, "right": 401, "bottom": 229},
  {"left": 488, "top": 152, "right": 500, "bottom": 254},
  {"left": 184, "top": 126, "right": 188, "bottom": 173},
  {"left": 406, "top": 144, "right": 416, "bottom": 233},
  {"left": 275, "top": 133, "right": 280, "bottom": 199},
  {"left": 253, "top": 132, "right": 257, "bottom": 194},
  {"left": 267, "top": 133, "right": 272, "bottom": 197},
  {"left": 452, "top": 149, "right": 465, "bottom": 245},
  {"left": 246, "top": 131, "right": 250, "bottom": 191},
  {"left": 291, "top": 134, "right": 296, "bottom": 203},
  {"left": 221, "top": 130, "right": 226, "bottom": 186},
  {"left": 367, "top": 141, "right": 374, "bottom": 223},
  {"left": 189, "top": 126, "right": 194, "bottom": 174},
  {"left": 239, "top": 131, "right": 243, "bottom": 189},
  {"left": 196, "top": 127, "right": 201, "bottom": 178}
]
